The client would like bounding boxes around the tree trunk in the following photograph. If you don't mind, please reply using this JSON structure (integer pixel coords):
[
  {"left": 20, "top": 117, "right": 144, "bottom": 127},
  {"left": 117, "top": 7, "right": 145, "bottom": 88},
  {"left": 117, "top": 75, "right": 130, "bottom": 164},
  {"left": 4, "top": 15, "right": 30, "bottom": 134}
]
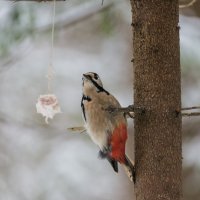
[{"left": 130, "top": 1, "right": 182, "bottom": 200}]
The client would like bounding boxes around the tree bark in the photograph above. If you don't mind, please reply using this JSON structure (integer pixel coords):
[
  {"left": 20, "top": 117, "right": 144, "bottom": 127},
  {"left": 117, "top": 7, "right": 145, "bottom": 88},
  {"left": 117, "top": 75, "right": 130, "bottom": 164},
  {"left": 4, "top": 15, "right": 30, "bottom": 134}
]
[{"left": 130, "top": 1, "right": 182, "bottom": 200}]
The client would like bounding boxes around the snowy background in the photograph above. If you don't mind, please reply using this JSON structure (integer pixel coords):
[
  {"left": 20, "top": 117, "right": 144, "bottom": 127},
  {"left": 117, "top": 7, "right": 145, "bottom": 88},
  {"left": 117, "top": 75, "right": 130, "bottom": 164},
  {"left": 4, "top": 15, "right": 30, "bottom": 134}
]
[{"left": 0, "top": 0, "right": 200, "bottom": 199}]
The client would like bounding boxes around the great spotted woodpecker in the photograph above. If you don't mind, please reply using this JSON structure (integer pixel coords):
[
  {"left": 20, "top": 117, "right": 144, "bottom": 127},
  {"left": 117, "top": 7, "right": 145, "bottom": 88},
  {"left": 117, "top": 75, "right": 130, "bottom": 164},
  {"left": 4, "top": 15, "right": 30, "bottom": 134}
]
[{"left": 81, "top": 72, "right": 135, "bottom": 182}]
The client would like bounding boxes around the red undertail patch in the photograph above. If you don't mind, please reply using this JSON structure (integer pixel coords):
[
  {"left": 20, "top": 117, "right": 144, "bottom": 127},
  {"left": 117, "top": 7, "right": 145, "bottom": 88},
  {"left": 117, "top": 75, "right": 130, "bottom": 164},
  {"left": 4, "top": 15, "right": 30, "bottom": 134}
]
[{"left": 110, "top": 123, "right": 127, "bottom": 164}]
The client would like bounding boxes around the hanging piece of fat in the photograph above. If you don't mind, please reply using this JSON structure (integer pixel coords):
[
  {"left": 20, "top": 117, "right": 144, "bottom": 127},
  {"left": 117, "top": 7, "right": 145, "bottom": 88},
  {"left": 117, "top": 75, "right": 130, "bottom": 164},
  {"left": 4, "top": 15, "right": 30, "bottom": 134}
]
[{"left": 36, "top": 94, "right": 61, "bottom": 124}]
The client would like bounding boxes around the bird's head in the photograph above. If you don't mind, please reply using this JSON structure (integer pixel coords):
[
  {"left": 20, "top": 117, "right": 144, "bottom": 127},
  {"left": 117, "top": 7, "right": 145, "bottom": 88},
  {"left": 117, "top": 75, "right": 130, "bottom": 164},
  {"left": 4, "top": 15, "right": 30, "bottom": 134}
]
[{"left": 82, "top": 72, "right": 103, "bottom": 92}]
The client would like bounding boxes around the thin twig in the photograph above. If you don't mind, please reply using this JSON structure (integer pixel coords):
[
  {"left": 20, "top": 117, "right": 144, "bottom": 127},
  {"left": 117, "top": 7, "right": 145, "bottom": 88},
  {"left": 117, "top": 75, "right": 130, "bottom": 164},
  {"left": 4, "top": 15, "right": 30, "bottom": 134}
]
[
  {"left": 105, "top": 105, "right": 200, "bottom": 118},
  {"left": 179, "top": 106, "right": 200, "bottom": 117},
  {"left": 181, "top": 106, "right": 200, "bottom": 111},
  {"left": 104, "top": 103, "right": 200, "bottom": 119},
  {"left": 182, "top": 112, "right": 200, "bottom": 117},
  {"left": 104, "top": 105, "right": 145, "bottom": 114},
  {"left": 179, "top": 0, "right": 196, "bottom": 8}
]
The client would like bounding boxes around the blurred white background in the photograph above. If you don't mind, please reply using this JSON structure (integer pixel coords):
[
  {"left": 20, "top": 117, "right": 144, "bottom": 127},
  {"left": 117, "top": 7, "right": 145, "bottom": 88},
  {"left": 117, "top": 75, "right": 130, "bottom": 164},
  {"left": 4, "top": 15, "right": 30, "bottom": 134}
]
[{"left": 0, "top": 0, "right": 200, "bottom": 199}]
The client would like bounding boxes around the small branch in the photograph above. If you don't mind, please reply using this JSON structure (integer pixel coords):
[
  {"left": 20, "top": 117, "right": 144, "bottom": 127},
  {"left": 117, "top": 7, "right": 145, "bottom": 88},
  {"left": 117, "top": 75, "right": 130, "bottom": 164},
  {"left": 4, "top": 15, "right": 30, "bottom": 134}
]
[
  {"left": 104, "top": 105, "right": 145, "bottom": 115},
  {"left": 181, "top": 106, "right": 200, "bottom": 111},
  {"left": 179, "top": 0, "right": 196, "bottom": 8},
  {"left": 105, "top": 105, "right": 200, "bottom": 118},
  {"left": 178, "top": 106, "right": 200, "bottom": 117},
  {"left": 182, "top": 112, "right": 200, "bottom": 117}
]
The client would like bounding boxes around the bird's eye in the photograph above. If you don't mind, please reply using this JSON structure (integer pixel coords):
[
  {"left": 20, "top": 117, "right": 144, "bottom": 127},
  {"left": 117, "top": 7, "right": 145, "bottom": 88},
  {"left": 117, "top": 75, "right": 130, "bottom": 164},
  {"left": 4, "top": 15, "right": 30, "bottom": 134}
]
[{"left": 94, "top": 73, "right": 99, "bottom": 80}]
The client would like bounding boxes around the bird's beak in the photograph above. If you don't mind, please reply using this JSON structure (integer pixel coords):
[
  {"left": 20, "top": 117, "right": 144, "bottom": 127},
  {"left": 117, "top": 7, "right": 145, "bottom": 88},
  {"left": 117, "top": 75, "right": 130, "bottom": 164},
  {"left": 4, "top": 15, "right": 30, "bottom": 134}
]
[{"left": 83, "top": 74, "right": 90, "bottom": 80}]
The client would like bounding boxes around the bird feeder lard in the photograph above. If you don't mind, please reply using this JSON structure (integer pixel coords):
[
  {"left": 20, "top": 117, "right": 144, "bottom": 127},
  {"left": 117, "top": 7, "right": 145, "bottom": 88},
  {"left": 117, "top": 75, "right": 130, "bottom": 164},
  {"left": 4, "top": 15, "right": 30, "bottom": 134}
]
[
  {"left": 35, "top": 0, "right": 61, "bottom": 124},
  {"left": 36, "top": 94, "right": 61, "bottom": 124}
]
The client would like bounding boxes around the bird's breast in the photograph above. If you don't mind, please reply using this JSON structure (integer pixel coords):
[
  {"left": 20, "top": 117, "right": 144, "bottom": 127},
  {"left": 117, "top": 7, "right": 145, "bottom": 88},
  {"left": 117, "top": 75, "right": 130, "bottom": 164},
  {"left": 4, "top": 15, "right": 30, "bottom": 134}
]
[{"left": 83, "top": 98, "right": 126, "bottom": 150}]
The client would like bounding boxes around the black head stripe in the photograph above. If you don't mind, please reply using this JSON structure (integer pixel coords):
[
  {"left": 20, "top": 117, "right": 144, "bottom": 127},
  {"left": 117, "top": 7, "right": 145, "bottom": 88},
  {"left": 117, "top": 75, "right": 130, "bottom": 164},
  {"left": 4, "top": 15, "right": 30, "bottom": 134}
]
[
  {"left": 90, "top": 78, "right": 110, "bottom": 95},
  {"left": 81, "top": 94, "right": 92, "bottom": 122},
  {"left": 81, "top": 96, "right": 86, "bottom": 121},
  {"left": 85, "top": 74, "right": 110, "bottom": 95}
]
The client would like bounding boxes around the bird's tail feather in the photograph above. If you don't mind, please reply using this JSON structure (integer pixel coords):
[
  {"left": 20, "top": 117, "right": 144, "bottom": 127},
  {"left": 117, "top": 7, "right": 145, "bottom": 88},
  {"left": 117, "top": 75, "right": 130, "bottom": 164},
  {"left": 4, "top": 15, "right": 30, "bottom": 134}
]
[{"left": 123, "top": 155, "right": 135, "bottom": 183}]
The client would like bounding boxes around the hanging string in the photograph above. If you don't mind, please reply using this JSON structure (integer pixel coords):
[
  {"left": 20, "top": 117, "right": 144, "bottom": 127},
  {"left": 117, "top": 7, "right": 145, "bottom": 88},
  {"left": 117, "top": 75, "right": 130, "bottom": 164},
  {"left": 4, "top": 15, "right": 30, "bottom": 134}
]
[
  {"left": 36, "top": 0, "right": 61, "bottom": 124},
  {"left": 47, "top": 0, "right": 56, "bottom": 93}
]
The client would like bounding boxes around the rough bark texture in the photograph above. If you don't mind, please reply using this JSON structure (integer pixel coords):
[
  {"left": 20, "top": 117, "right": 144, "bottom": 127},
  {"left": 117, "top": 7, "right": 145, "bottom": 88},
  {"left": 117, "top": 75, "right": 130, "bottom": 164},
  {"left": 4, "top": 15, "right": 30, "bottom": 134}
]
[{"left": 130, "top": 1, "right": 182, "bottom": 200}]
